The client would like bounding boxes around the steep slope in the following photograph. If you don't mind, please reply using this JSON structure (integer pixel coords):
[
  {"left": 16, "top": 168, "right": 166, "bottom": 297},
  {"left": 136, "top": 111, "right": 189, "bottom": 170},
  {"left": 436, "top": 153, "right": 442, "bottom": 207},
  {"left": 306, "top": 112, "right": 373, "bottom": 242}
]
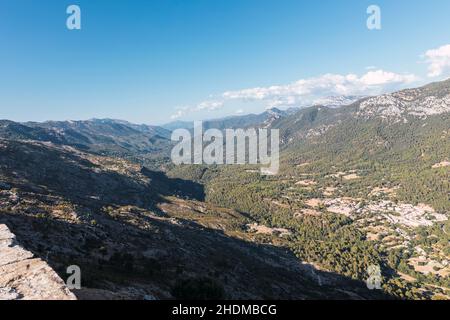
[
  {"left": 0, "top": 120, "right": 68, "bottom": 144},
  {"left": 0, "top": 139, "right": 386, "bottom": 299},
  {"left": 278, "top": 79, "right": 450, "bottom": 212},
  {"left": 270, "top": 104, "right": 356, "bottom": 144}
]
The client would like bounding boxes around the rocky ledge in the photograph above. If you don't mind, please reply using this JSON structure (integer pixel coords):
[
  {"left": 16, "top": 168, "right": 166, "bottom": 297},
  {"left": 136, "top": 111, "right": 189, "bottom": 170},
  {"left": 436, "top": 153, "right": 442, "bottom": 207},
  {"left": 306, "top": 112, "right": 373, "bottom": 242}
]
[{"left": 0, "top": 224, "right": 76, "bottom": 300}]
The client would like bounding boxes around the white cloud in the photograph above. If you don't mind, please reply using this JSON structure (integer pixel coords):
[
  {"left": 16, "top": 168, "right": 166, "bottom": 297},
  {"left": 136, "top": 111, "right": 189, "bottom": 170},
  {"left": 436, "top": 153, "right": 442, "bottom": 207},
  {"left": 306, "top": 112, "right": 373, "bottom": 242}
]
[
  {"left": 359, "top": 70, "right": 417, "bottom": 85},
  {"left": 424, "top": 44, "right": 450, "bottom": 77},
  {"left": 196, "top": 100, "right": 224, "bottom": 111},
  {"left": 170, "top": 110, "right": 184, "bottom": 120},
  {"left": 220, "top": 70, "right": 417, "bottom": 107},
  {"left": 170, "top": 106, "right": 189, "bottom": 120},
  {"left": 170, "top": 101, "right": 224, "bottom": 119}
]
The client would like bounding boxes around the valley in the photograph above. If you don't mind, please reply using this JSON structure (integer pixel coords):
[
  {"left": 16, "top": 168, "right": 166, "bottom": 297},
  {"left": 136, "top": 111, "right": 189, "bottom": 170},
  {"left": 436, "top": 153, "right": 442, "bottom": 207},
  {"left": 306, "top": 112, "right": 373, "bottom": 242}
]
[{"left": 0, "top": 79, "right": 449, "bottom": 300}]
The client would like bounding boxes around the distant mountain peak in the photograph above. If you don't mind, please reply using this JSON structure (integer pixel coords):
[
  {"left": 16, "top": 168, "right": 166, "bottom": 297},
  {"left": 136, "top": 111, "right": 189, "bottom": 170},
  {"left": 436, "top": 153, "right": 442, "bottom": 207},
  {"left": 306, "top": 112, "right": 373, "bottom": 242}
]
[
  {"left": 265, "top": 107, "right": 284, "bottom": 114},
  {"left": 313, "top": 95, "right": 365, "bottom": 108}
]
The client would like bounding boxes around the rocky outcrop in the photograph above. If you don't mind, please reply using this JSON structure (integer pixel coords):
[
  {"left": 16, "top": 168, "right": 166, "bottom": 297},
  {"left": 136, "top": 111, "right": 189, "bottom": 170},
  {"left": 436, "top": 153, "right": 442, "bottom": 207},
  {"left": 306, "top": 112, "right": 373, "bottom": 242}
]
[
  {"left": 0, "top": 224, "right": 76, "bottom": 300},
  {"left": 357, "top": 80, "right": 450, "bottom": 120}
]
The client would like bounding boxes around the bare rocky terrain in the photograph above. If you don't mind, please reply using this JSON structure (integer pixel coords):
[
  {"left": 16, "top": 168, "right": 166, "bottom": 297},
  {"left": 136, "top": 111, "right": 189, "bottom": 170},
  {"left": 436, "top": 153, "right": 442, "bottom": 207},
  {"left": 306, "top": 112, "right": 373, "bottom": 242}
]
[{"left": 0, "top": 224, "right": 75, "bottom": 300}]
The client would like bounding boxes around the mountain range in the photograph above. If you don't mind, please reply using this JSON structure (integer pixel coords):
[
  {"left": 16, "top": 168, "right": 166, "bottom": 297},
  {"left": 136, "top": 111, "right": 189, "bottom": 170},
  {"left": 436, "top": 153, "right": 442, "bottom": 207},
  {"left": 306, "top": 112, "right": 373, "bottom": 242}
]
[{"left": 0, "top": 79, "right": 449, "bottom": 300}]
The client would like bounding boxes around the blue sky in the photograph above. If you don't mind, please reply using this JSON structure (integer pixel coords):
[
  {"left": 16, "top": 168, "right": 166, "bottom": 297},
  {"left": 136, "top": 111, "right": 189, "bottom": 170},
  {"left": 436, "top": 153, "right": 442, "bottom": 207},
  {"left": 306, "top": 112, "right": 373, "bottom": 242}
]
[{"left": 1, "top": 0, "right": 450, "bottom": 124}]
